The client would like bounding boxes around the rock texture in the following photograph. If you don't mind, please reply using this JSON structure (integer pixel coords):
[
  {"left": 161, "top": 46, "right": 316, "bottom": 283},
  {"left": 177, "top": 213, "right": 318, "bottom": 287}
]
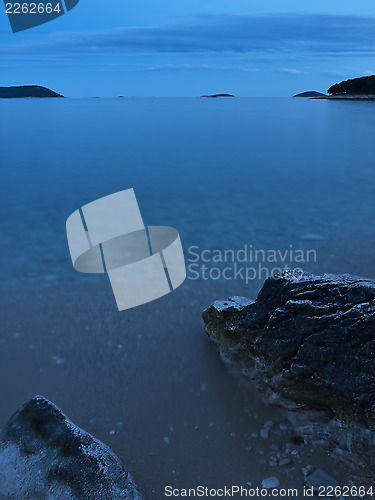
[
  {"left": 0, "top": 396, "right": 142, "bottom": 499},
  {"left": 203, "top": 271, "right": 375, "bottom": 478}
]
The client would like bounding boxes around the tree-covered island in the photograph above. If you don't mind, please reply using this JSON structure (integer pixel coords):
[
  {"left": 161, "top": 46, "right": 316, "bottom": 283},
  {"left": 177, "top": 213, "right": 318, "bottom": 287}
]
[{"left": 328, "top": 75, "right": 375, "bottom": 97}]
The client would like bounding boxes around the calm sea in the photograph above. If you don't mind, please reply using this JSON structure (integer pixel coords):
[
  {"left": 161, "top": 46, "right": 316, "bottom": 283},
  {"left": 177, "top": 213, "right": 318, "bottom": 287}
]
[{"left": 1, "top": 97, "right": 375, "bottom": 290}]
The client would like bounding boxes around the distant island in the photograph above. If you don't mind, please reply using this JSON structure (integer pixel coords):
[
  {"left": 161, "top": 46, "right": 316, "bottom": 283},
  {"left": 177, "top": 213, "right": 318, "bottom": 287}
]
[
  {"left": 0, "top": 86, "right": 64, "bottom": 98},
  {"left": 327, "top": 75, "right": 375, "bottom": 99},
  {"left": 294, "top": 91, "right": 327, "bottom": 98},
  {"left": 294, "top": 75, "right": 375, "bottom": 101},
  {"left": 200, "top": 94, "right": 234, "bottom": 98}
]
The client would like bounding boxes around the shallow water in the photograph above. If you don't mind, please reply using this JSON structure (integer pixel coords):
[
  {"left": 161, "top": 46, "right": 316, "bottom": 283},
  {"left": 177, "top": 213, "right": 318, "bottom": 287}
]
[
  {"left": 1, "top": 97, "right": 375, "bottom": 289},
  {"left": 1, "top": 97, "right": 375, "bottom": 497}
]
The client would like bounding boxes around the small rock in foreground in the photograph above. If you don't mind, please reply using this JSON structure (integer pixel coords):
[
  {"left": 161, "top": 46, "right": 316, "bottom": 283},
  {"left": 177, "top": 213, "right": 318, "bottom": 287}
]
[
  {"left": 305, "top": 469, "right": 339, "bottom": 491},
  {"left": 261, "top": 476, "right": 280, "bottom": 488},
  {"left": 0, "top": 395, "right": 142, "bottom": 499}
]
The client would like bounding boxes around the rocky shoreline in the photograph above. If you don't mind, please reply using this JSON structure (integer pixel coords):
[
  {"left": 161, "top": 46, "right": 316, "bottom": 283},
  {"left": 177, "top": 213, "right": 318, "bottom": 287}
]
[
  {"left": 203, "top": 271, "right": 375, "bottom": 483},
  {"left": 315, "top": 94, "right": 375, "bottom": 100}
]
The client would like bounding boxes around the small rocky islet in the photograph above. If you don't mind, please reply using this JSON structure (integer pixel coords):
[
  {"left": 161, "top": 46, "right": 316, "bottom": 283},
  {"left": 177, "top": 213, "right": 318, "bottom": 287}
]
[
  {"left": 200, "top": 93, "right": 235, "bottom": 98},
  {"left": 294, "top": 91, "right": 327, "bottom": 98}
]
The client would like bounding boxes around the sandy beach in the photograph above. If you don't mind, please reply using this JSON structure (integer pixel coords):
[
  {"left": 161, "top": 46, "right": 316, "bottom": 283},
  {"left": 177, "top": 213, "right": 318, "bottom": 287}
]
[{"left": 0, "top": 277, "right": 359, "bottom": 498}]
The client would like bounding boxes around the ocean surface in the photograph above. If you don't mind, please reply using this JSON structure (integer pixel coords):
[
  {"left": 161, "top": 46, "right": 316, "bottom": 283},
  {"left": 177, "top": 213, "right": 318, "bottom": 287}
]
[
  {"left": 2, "top": 97, "right": 375, "bottom": 289},
  {"left": 1, "top": 97, "right": 375, "bottom": 497}
]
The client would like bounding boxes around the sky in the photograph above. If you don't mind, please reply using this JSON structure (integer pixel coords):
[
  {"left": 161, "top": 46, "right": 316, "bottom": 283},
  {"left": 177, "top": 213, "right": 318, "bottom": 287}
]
[{"left": 1, "top": 0, "right": 375, "bottom": 97}]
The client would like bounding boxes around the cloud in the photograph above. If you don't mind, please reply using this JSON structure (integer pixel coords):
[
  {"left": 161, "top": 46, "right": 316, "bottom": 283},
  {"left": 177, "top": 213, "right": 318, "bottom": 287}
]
[
  {"left": 1, "top": 13, "right": 375, "bottom": 57},
  {"left": 100, "top": 62, "right": 261, "bottom": 72},
  {"left": 278, "top": 68, "right": 304, "bottom": 75}
]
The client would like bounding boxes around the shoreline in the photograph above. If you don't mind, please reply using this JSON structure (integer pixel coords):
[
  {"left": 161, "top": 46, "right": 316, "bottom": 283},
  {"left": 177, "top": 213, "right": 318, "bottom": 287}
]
[{"left": 314, "top": 94, "right": 375, "bottom": 100}]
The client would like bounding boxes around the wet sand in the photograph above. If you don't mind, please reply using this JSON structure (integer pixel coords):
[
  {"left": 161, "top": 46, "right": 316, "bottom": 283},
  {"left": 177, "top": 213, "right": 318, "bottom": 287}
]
[{"left": 0, "top": 278, "right": 355, "bottom": 498}]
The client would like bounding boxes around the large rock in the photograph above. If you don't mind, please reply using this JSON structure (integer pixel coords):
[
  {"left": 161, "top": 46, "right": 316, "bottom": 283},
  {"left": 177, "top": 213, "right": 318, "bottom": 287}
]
[
  {"left": 0, "top": 396, "right": 142, "bottom": 499},
  {"left": 203, "top": 271, "right": 375, "bottom": 479}
]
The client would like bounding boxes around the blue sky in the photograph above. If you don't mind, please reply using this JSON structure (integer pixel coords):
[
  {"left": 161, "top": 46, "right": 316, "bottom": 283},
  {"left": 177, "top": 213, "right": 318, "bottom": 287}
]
[{"left": 1, "top": 0, "right": 375, "bottom": 97}]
